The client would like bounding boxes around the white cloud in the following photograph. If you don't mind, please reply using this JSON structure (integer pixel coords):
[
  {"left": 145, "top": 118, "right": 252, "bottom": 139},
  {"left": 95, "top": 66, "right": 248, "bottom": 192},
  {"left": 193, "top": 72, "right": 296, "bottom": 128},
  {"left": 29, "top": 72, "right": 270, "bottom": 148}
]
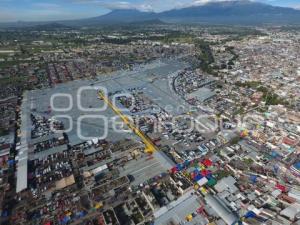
[
  {"left": 0, "top": 0, "right": 291, "bottom": 22},
  {"left": 71, "top": 0, "right": 260, "bottom": 12},
  {"left": 293, "top": 4, "right": 300, "bottom": 10},
  {"left": 32, "top": 3, "right": 61, "bottom": 10},
  {"left": 72, "top": 0, "right": 153, "bottom": 11},
  {"left": 193, "top": 0, "right": 227, "bottom": 5},
  {"left": 170, "top": 0, "right": 229, "bottom": 9},
  {"left": 101, "top": 1, "right": 153, "bottom": 11}
]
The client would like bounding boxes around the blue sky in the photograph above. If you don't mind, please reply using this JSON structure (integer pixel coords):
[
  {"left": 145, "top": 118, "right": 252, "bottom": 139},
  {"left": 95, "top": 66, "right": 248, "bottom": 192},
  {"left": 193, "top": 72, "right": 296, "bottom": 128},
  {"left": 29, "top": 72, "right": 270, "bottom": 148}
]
[{"left": 0, "top": 0, "right": 299, "bottom": 22}]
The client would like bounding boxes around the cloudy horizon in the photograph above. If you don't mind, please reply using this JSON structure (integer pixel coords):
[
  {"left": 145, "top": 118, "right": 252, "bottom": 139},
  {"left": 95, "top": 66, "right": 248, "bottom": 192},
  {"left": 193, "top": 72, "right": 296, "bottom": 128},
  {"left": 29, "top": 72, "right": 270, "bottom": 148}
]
[{"left": 0, "top": 0, "right": 299, "bottom": 22}]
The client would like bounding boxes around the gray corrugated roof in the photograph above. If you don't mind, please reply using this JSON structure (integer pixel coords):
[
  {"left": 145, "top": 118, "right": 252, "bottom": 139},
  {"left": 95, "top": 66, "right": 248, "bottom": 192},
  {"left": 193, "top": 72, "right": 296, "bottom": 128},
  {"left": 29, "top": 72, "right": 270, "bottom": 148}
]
[
  {"left": 205, "top": 194, "right": 239, "bottom": 225},
  {"left": 16, "top": 92, "right": 29, "bottom": 193},
  {"left": 16, "top": 153, "right": 28, "bottom": 192},
  {"left": 187, "top": 87, "right": 216, "bottom": 102},
  {"left": 32, "top": 144, "right": 68, "bottom": 159}
]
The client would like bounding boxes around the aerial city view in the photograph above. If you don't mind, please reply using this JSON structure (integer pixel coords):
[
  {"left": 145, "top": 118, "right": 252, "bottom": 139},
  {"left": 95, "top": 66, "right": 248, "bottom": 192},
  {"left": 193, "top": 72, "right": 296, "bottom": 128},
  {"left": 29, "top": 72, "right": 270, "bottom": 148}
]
[{"left": 0, "top": 0, "right": 299, "bottom": 224}]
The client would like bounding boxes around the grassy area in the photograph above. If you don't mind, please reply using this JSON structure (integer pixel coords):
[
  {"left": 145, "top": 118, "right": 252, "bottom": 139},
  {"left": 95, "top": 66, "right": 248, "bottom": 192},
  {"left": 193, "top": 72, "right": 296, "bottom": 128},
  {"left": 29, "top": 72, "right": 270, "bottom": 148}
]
[
  {"left": 264, "top": 93, "right": 288, "bottom": 106},
  {"left": 235, "top": 81, "right": 262, "bottom": 88},
  {"left": 0, "top": 60, "right": 19, "bottom": 68},
  {"left": 0, "top": 75, "right": 27, "bottom": 86},
  {"left": 209, "top": 26, "right": 266, "bottom": 36},
  {"left": 144, "top": 31, "right": 196, "bottom": 44},
  {"left": 234, "top": 107, "right": 245, "bottom": 115},
  {"left": 25, "top": 46, "right": 57, "bottom": 53},
  {"left": 215, "top": 169, "right": 234, "bottom": 179},
  {"left": 0, "top": 53, "right": 14, "bottom": 58},
  {"left": 161, "top": 34, "right": 195, "bottom": 44},
  {"left": 235, "top": 81, "right": 289, "bottom": 106},
  {"left": 0, "top": 128, "right": 9, "bottom": 136},
  {"left": 194, "top": 39, "right": 217, "bottom": 75},
  {"left": 226, "top": 46, "right": 239, "bottom": 62},
  {"left": 243, "top": 158, "right": 254, "bottom": 166},
  {"left": 230, "top": 136, "right": 241, "bottom": 145}
]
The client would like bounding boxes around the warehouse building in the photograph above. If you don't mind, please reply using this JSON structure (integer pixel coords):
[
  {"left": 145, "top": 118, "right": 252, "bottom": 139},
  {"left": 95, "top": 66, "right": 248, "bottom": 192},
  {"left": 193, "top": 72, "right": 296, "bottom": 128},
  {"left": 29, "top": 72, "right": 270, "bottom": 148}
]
[{"left": 205, "top": 194, "right": 239, "bottom": 225}]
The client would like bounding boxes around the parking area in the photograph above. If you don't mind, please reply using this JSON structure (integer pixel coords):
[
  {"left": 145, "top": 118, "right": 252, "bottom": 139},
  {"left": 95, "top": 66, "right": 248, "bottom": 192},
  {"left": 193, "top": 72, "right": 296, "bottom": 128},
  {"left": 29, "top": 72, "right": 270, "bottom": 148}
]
[{"left": 25, "top": 59, "right": 189, "bottom": 146}]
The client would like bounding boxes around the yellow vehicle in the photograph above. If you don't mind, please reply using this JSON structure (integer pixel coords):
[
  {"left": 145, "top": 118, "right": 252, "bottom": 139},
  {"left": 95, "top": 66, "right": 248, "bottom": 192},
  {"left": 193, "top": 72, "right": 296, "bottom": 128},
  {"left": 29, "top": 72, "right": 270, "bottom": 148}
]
[
  {"left": 186, "top": 214, "right": 193, "bottom": 222},
  {"left": 200, "top": 187, "right": 208, "bottom": 195}
]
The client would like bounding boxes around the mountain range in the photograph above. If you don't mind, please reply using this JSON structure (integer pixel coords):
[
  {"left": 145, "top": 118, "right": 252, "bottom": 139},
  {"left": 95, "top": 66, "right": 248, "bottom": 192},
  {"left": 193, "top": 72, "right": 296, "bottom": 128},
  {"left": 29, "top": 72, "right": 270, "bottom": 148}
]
[
  {"left": 2, "top": 0, "right": 300, "bottom": 28},
  {"left": 86, "top": 1, "right": 300, "bottom": 25}
]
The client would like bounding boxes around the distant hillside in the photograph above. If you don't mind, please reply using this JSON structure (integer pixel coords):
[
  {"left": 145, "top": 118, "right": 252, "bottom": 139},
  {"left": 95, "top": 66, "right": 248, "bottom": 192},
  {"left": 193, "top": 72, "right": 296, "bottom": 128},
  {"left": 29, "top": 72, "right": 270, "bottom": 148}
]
[
  {"left": 78, "top": 9, "right": 156, "bottom": 25},
  {"left": 161, "top": 0, "right": 300, "bottom": 17},
  {"left": 81, "top": 0, "right": 300, "bottom": 25},
  {"left": 1, "top": 0, "right": 300, "bottom": 27},
  {"left": 159, "top": 0, "right": 300, "bottom": 24},
  {"left": 30, "top": 22, "right": 73, "bottom": 31},
  {"left": 128, "top": 19, "right": 166, "bottom": 25}
]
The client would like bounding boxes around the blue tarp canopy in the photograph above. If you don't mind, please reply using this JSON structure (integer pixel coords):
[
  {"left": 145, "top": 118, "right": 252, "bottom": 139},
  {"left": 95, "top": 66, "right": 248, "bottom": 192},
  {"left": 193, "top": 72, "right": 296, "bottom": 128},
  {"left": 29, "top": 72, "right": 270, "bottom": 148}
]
[{"left": 245, "top": 211, "right": 256, "bottom": 219}]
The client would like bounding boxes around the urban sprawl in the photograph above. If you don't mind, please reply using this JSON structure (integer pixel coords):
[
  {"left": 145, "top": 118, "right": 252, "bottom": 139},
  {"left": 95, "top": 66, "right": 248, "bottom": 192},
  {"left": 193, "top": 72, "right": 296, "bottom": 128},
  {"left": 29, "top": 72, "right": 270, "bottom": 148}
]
[{"left": 0, "top": 24, "right": 299, "bottom": 225}]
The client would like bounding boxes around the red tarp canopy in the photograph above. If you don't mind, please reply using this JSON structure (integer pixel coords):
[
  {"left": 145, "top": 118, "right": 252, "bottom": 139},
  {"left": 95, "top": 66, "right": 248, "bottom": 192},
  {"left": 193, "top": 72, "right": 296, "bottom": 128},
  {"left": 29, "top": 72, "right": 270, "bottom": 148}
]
[
  {"left": 201, "top": 170, "right": 209, "bottom": 176},
  {"left": 171, "top": 167, "right": 178, "bottom": 174},
  {"left": 275, "top": 183, "right": 287, "bottom": 192},
  {"left": 203, "top": 159, "right": 213, "bottom": 167}
]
